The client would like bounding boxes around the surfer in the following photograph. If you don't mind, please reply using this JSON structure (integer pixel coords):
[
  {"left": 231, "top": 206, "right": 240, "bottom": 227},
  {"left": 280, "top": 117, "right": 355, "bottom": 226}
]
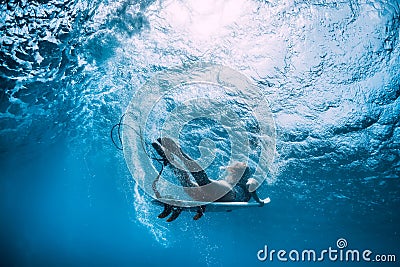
[{"left": 152, "top": 137, "right": 265, "bottom": 222}]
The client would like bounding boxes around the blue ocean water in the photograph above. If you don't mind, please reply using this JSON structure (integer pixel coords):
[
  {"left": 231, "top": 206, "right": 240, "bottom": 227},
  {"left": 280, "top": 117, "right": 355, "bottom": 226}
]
[{"left": 1, "top": 0, "right": 399, "bottom": 266}]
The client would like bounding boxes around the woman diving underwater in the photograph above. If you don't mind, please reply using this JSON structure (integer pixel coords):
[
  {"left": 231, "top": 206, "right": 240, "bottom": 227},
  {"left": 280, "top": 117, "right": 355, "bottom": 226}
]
[{"left": 151, "top": 137, "right": 265, "bottom": 222}]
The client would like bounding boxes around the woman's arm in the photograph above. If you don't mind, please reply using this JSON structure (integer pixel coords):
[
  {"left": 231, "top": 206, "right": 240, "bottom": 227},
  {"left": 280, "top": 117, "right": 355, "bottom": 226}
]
[
  {"left": 251, "top": 191, "right": 264, "bottom": 206},
  {"left": 246, "top": 178, "right": 264, "bottom": 206}
]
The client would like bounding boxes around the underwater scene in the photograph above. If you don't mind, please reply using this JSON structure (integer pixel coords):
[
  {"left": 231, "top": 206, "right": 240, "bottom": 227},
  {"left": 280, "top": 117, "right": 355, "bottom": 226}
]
[{"left": 1, "top": 0, "right": 399, "bottom": 266}]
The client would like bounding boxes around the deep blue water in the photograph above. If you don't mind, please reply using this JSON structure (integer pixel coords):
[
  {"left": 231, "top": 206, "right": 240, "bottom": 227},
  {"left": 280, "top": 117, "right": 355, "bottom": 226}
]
[{"left": 1, "top": 0, "right": 399, "bottom": 266}]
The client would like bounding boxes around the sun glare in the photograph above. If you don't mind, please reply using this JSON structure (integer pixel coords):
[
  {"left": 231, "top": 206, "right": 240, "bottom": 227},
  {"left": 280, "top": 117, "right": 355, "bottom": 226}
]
[{"left": 163, "top": 0, "right": 247, "bottom": 39}]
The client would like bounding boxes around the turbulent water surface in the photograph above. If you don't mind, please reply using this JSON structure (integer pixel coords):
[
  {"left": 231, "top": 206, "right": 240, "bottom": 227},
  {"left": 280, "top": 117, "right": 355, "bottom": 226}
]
[{"left": 1, "top": 0, "right": 399, "bottom": 266}]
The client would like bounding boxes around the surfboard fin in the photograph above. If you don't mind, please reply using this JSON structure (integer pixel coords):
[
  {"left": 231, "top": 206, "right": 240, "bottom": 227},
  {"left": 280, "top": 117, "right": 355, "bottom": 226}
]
[
  {"left": 158, "top": 204, "right": 173, "bottom": 219},
  {"left": 193, "top": 205, "right": 206, "bottom": 220},
  {"left": 166, "top": 207, "right": 182, "bottom": 222}
]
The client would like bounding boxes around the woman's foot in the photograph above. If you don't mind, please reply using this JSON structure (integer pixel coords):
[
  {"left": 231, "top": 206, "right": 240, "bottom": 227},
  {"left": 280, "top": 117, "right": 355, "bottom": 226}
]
[
  {"left": 159, "top": 137, "right": 192, "bottom": 160},
  {"left": 159, "top": 137, "right": 204, "bottom": 172}
]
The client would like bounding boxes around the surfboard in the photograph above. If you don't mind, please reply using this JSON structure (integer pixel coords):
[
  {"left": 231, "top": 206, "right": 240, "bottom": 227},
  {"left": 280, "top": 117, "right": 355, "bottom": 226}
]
[{"left": 152, "top": 197, "right": 271, "bottom": 212}]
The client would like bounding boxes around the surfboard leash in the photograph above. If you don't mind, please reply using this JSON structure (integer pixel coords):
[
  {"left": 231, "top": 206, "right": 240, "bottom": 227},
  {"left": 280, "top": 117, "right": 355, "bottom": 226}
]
[
  {"left": 111, "top": 113, "right": 168, "bottom": 199},
  {"left": 110, "top": 113, "right": 126, "bottom": 151}
]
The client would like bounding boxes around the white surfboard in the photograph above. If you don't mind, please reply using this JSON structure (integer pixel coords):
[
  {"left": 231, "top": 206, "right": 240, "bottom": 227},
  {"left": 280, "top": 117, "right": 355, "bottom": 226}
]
[{"left": 152, "top": 197, "right": 270, "bottom": 212}]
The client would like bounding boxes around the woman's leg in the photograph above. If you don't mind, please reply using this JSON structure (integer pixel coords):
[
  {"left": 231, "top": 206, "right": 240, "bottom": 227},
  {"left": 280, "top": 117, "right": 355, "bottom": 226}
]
[
  {"left": 159, "top": 137, "right": 212, "bottom": 186},
  {"left": 152, "top": 141, "right": 197, "bottom": 188},
  {"left": 171, "top": 166, "right": 198, "bottom": 187}
]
